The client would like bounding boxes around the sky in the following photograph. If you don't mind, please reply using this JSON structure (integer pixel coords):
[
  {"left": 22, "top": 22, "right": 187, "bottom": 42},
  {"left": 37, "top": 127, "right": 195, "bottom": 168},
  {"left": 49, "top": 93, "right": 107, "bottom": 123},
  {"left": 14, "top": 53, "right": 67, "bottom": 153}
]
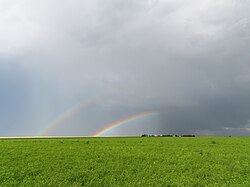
[{"left": 1, "top": 0, "right": 250, "bottom": 136}]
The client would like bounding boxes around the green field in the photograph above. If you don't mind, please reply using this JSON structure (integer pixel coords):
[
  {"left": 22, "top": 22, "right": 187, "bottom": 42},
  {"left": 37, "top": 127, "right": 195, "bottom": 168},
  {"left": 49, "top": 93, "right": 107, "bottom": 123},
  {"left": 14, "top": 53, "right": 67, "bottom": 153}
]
[{"left": 0, "top": 137, "right": 249, "bottom": 186}]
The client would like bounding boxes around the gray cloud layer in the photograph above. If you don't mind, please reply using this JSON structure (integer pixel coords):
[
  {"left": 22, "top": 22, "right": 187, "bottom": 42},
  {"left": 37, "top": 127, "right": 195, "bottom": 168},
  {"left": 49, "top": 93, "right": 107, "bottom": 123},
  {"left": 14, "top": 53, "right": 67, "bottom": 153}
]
[{"left": 1, "top": 0, "right": 250, "bottom": 136}]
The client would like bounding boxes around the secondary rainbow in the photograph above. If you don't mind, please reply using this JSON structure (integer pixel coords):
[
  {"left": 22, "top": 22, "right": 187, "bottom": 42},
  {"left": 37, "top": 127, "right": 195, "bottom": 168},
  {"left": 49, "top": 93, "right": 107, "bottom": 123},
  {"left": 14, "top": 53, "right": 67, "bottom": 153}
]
[
  {"left": 92, "top": 111, "right": 157, "bottom": 137},
  {"left": 39, "top": 98, "right": 98, "bottom": 136}
]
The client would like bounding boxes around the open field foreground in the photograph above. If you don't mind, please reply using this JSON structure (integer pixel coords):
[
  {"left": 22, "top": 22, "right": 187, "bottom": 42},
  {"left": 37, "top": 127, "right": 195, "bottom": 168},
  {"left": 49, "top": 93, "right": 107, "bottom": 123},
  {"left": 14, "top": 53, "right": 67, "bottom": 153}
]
[{"left": 0, "top": 137, "right": 249, "bottom": 186}]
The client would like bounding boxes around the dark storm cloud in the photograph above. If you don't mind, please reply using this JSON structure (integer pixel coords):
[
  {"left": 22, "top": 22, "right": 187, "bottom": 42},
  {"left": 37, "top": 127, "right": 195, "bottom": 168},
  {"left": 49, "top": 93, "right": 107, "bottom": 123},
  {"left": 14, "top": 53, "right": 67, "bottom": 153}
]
[
  {"left": 0, "top": 0, "right": 250, "bottom": 136},
  {"left": 158, "top": 91, "right": 250, "bottom": 135}
]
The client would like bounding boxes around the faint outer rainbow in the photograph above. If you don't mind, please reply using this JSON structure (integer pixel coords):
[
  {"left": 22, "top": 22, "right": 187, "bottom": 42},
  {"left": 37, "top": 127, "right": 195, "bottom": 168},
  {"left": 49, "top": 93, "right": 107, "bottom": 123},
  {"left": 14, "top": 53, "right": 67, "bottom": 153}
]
[
  {"left": 39, "top": 98, "right": 98, "bottom": 136},
  {"left": 92, "top": 111, "right": 157, "bottom": 137}
]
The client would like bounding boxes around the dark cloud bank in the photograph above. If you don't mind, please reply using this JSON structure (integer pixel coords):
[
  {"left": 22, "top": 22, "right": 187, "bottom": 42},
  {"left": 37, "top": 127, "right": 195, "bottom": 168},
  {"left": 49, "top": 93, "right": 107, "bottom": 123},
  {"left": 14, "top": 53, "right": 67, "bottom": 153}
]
[{"left": 0, "top": 0, "right": 250, "bottom": 136}]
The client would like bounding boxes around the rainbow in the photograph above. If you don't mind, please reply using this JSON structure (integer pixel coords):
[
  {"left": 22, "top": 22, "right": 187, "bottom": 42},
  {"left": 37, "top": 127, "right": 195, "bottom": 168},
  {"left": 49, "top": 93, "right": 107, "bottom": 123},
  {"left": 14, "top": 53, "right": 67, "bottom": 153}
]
[
  {"left": 92, "top": 111, "right": 157, "bottom": 137},
  {"left": 39, "top": 98, "right": 98, "bottom": 136}
]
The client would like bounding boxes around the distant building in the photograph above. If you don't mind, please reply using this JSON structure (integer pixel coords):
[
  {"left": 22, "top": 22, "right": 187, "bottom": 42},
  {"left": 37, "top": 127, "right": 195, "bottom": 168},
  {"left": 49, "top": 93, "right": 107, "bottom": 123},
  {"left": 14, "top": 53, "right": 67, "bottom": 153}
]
[
  {"left": 141, "top": 134, "right": 195, "bottom": 137},
  {"left": 181, "top": 135, "right": 195, "bottom": 137}
]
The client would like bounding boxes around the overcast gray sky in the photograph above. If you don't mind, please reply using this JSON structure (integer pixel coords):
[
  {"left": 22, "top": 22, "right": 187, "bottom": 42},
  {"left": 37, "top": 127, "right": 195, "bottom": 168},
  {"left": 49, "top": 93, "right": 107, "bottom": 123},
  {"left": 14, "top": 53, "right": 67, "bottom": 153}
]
[{"left": 1, "top": 0, "right": 250, "bottom": 136}]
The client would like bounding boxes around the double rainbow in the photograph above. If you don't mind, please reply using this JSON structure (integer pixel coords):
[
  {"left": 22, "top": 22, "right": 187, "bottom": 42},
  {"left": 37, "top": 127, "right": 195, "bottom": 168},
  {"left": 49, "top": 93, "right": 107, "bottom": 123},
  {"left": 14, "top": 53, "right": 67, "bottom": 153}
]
[{"left": 38, "top": 95, "right": 157, "bottom": 137}]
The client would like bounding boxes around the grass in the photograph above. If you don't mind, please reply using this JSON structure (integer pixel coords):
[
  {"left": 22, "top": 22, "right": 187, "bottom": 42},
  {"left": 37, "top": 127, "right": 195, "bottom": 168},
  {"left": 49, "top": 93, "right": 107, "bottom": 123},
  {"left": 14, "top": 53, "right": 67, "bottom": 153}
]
[{"left": 0, "top": 137, "right": 249, "bottom": 186}]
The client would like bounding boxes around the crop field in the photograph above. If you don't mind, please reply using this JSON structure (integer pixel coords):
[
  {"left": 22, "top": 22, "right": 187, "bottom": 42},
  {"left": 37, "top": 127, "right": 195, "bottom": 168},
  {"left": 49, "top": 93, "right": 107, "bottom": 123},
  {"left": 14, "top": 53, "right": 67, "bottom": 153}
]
[{"left": 0, "top": 137, "right": 249, "bottom": 186}]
